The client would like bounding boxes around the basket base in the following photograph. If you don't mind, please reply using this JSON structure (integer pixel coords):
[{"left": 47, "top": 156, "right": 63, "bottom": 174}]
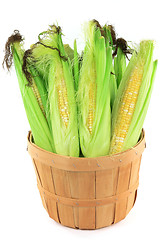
[{"left": 37, "top": 185, "right": 138, "bottom": 230}]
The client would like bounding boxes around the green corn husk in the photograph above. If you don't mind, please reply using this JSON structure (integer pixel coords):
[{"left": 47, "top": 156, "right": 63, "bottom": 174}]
[
  {"left": 3, "top": 34, "right": 55, "bottom": 152},
  {"left": 23, "top": 53, "right": 52, "bottom": 132},
  {"left": 124, "top": 59, "right": 158, "bottom": 150},
  {"left": 32, "top": 43, "right": 74, "bottom": 86},
  {"left": 110, "top": 40, "right": 157, "bottom": 154},
  {"left": 78, "top": 21, "right": 111, "bottom": 157},
  {"left": 114, "top": 47, "right": 126, "bottom": 88},
  {"left": 4, "top": 24, "right": 157, "bottom": 159},
  {"left": 30, "top": 25, "right": 79, "bottom": 157},
  {"left": 30, "top": 56, "right": 50, "bottom": 90},
  {"left": 64, "top": 44, "right": 74, "bottom": 62},
  {"left": 102, "top": 24, "right": 114, "bottom": 47},
  {"left": 110, "top": 65, "right": 117, "bottom": 110},
  {"left": 73, "top": 39, "right": 79, "bottom": 91},
  {"left": 101, "top": 25, "right": 117, "bottom": 109}
]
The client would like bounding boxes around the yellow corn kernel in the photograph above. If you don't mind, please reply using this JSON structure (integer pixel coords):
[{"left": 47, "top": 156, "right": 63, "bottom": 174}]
[
  {"left": 87, "top": 80, "right": 96, "bottom": 134},
  {"left": 57, "top": 78, "right": 69, "bottom": 128},
  {"left": 31, "top": 81, "right": 46, "bottom": 117},
  {"left": 109, "top": 64, "right": 144, "bottom": 154}
]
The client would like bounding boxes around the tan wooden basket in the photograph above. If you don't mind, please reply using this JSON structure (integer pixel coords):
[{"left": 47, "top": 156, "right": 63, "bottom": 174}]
[{"left": 27, "top": 129, "right": 146, "bottom": 230}]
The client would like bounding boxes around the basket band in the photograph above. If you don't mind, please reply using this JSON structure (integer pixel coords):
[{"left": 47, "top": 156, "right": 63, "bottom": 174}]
[
  {"left": 27, "top": 130, "right": 146, "bottom": 172},
  {"left": 37, "top": 180, "right": 139, "bottom": 207}
]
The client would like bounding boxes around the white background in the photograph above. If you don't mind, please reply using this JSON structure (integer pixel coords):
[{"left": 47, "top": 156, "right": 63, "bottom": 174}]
[{"left": 0, "top": 0, "right": 160, "bottom": 239}]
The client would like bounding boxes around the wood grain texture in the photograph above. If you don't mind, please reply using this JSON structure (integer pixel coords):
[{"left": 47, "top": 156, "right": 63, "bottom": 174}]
[
  {"left": 32, "top": 159, "right": 47, "bottom": 210},
  {"left": 51, "top": 168, "right": 75, "bottom": 228},
  {"left": 96, "top": 168, "right": 118, "bottom": 228},
  {"left": 27, "top": 130, "right": 145, "bottom": 229},
  {"left": 114, "top": 163, "right": 132, "bottom": 223},
  {"left": 34, "top": 160, "right": 59, "bottom": 223},
  {"left": 68, "top": 172, "right": 96, "bottom": 229},
  {"left": 126, "top": 156, "right": 142, "bottom": 215}
]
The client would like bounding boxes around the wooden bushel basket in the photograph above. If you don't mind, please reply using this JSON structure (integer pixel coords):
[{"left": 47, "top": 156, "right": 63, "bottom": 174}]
[{"left": 27, "top": 129, "right": 146, "bottom": 230}]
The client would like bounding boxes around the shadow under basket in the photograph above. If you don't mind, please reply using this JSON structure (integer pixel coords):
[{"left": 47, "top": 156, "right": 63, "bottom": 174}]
[{"left": 27, "top": 129, "right": 146, "bottom": 230}]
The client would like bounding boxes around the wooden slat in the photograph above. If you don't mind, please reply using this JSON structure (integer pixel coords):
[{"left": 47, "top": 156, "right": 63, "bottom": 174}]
[
  {"left": 67, "top": 172, "right": 79, "bottom": 228},
  {"left": 32, "top": 159, "right": 47, "bottom": 210},
  {"left": 96, "top": 168, "right": 119, "bottom": 228},
  {"left": 32, "top": 159, "right": 42, "bottom": 186},
  {"left": 34, "top": 160, "right": 59, "bottom": 223},
  {"left": 51, "top": 168, "right": 75, "bottom": 228},
  {"left": 47, "top": 199, "right": 60, "bottom": 222},
  {"left": 96, "top": 169, "right": 118, "bottom": 197},
  {"left": 39, "top": 191, "right": 48, "bottom": 210},
  {"left": 32, "top": 159, "right": 48, "bottom": 210},
  {"left": 129, "top": 156, "right": 141, "bottom": 187},
  {"left": 126, "top": 156, "right": 142, "bottom": 214},
  {"left": 126, "top": 191, "right": 136, "bottom": 215},
  {"left": 78, "top": 207, "right": 95, "bottom": 229},
  {"left": 114, "top": 200, "right": 128, "bottom": 223},
  {"left": 114, "top": 163, "right": 132, "bottom": 223},
  {"left": 68, "top": 171, "right": 96, "bottom": 229},
  {"left": 96, "top": 204, "right": 115, "bottom": 229},
  {"left": 34, "top": 160, "right": 55, "bottom": 192}
]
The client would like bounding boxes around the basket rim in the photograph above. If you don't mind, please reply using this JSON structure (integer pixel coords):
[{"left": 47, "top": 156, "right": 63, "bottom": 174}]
[
  {"left": 28, "top": 129, "right": 145, "bottom": 159},
  {"left": 27, "top": 129, "right": 146, "bottom": 172}
]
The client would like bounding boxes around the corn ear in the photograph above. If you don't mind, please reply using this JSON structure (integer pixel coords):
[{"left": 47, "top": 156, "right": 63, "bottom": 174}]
[
  {"left": 124, "top": 59, "right": 158, "bottom": 150},
  {"left": 109, "top": 40, "right": 156, "bottom": 154},
  {"left": 31, "top": 26, "right": 79, "bottom": 157},
  {"left": 23, "top": 53, "right": 52, "bottom": 132},
  {"left": 78, "top": 21, "right": 111, "bottom": 157},
  {"left": 9, "top": 40, "right": 55, "bottom": 152}
]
